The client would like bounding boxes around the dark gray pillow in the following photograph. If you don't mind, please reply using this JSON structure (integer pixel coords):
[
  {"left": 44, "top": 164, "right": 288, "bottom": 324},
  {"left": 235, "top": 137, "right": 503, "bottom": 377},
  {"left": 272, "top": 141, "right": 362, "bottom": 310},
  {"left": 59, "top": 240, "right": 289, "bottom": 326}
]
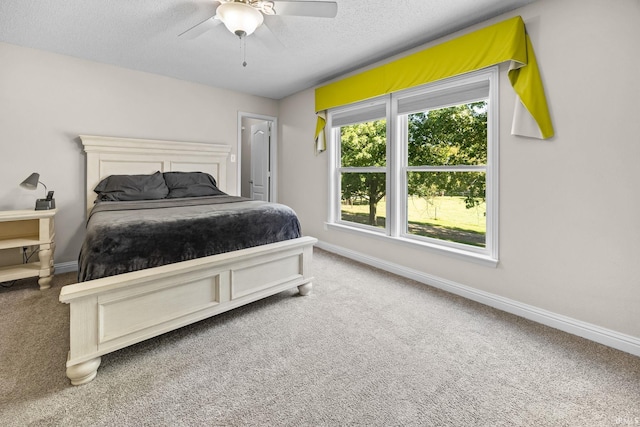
[
  {"left": 94, "top": 171, "right": 169, "bottom": 201},
  {"left": 163, "top": 171, "right": 226, "bottom": 199}
]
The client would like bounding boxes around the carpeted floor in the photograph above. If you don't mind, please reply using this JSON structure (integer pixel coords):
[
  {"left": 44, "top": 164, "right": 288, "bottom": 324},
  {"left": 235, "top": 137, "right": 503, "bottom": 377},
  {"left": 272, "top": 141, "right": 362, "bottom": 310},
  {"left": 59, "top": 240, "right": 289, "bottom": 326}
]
[{"left": 1, "top": 248, "right": 638, "bottom": 426}]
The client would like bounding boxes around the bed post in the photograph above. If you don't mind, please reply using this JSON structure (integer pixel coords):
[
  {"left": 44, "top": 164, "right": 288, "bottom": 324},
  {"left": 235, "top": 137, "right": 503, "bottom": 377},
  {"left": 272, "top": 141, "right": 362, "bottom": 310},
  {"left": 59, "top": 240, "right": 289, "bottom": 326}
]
[
  {"left": 297, "top": 243, "right": 314, "bottom": 296},
  {"left": 66, "top": 357, "right": 102, "bottom": 386}
]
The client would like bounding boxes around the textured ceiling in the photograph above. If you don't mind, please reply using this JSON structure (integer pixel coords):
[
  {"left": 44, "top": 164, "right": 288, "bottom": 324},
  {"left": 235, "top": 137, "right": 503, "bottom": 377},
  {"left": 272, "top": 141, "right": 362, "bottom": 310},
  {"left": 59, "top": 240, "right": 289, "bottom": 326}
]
[{"left": 0, "top": 0, "right": 537, "bottom": 99}]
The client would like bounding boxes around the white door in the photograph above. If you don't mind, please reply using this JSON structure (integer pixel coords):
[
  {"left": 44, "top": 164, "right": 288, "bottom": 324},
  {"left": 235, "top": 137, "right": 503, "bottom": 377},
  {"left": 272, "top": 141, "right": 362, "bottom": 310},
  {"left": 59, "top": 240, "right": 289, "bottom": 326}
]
[{"left": 250, "top": 121, "right": 270, "bottom": 201}]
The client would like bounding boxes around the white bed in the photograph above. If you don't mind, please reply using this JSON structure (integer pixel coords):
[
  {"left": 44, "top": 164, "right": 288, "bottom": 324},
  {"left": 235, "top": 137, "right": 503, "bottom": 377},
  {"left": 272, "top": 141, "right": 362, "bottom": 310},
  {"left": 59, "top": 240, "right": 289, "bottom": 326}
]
[{"left": 59, "top": 135, "right": 317, "bottom": 385}]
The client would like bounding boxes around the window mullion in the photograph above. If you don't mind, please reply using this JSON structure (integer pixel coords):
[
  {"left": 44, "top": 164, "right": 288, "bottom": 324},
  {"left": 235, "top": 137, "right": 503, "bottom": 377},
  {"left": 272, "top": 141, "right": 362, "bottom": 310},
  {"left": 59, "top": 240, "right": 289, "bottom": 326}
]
[
  {"left": 338, "top": 167, "right": 386, "bottom": 173},
  {"left": 394, "top": 111, "right": 408, "bottom": 238},
  {"left": 486, "top": 66, "right": 499, "bottom": 260},
  {"left": 406, "top": 165, "right": 487, "bottom": 172},
  {"left": 386, "top": 94, "right": 397, "bottom": 237}
]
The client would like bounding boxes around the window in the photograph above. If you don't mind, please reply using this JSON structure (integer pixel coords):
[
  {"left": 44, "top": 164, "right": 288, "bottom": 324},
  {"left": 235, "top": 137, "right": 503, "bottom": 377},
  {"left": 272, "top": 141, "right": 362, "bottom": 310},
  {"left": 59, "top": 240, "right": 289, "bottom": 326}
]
[
  {"left": 333, "top": 101, "right": 387, "bottom": 229},
  {"left": 328, "top": 68, "right": 498, "bottom": 265}
]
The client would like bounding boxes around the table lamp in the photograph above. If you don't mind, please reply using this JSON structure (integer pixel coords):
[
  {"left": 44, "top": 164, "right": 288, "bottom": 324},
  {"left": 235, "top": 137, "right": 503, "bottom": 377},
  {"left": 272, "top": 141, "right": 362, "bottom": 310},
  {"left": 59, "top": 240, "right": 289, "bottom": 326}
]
[{"left": 20, "top": 172, "right": 55, "bottom": 210}]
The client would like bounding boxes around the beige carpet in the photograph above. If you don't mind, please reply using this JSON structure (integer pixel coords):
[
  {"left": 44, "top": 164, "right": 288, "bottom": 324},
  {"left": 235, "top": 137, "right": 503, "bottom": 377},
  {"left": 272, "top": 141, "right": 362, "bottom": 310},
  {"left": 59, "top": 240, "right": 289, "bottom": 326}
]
[{"left": 1, "top": 248, "right": 638, "bottom": 426}]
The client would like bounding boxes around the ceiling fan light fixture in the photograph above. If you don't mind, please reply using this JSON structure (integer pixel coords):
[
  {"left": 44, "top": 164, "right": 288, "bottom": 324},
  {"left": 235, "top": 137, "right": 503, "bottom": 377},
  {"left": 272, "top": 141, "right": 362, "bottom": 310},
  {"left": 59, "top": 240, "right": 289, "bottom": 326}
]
[{"left": 217, "top": 1, "right": 264, "bottom": 37}]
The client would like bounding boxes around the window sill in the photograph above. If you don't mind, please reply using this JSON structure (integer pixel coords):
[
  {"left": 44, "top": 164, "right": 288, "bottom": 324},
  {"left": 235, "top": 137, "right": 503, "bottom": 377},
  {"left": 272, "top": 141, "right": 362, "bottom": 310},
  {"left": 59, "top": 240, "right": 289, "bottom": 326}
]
[{"left": 324, "top": 222, "right": 498, "bottom": 268}]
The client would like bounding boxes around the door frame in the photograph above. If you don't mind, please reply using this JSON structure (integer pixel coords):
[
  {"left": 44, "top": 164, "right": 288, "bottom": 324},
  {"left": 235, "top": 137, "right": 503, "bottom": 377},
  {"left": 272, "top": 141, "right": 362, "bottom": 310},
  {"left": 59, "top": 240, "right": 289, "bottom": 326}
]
[{"left": 237, "top": 112, "right": 278, "bottom": 202}]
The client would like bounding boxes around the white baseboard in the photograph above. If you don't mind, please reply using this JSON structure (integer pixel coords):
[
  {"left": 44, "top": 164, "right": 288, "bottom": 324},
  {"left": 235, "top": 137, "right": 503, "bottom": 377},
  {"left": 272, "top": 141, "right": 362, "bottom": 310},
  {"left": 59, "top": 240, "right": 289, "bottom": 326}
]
[
  {"left": 55, "top": 261, "right": 78, "bottom": 275},
  {"left": 315, "top": 241, "right": 640, "bottom": 357}
]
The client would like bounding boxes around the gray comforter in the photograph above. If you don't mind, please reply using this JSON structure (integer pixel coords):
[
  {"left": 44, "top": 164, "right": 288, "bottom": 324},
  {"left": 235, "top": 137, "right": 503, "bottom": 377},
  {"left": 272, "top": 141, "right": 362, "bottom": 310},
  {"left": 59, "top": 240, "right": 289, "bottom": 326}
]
[{"left": 78, "top": 196, "right": 302, "bottom": 281}]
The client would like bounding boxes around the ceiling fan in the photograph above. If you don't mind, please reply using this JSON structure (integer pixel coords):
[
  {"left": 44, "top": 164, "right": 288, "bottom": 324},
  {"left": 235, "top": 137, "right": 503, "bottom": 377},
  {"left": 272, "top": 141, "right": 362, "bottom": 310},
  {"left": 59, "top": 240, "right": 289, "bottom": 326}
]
[{"left": 179, "top": 0, "right": 338, "bottom": 40}]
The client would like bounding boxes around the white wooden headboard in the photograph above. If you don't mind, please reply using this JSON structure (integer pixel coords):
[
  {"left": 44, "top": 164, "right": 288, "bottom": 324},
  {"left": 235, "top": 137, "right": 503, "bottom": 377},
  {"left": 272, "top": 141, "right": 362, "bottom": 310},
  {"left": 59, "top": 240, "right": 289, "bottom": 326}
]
[{"left": 80, "top": 135, "right": 231, "bottom": 212}]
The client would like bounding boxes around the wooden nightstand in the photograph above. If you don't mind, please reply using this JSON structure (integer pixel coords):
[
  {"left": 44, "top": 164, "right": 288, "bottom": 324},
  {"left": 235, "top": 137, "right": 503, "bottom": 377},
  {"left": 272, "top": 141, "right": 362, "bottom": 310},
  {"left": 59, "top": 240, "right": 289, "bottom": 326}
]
[{"left": 0, "top": 209, "right": 56, "bottom": 290}]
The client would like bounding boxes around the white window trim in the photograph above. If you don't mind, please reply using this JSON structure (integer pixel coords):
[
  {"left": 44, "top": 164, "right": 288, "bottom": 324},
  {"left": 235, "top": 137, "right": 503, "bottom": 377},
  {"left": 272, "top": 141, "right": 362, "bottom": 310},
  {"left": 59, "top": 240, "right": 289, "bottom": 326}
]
[{"left": 326, "top": 67, "right": 499, "bottom": 267}]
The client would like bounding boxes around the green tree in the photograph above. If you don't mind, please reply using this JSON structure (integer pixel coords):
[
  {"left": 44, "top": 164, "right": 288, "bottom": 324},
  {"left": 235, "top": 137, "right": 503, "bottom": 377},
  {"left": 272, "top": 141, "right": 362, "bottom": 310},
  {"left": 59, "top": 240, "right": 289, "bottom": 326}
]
[
  {"left": 407, "top": 102, "right": 487, "bottom": 209},
  {"left": 340, "top": 120, "right": 386, "bottom": 226},
  {"left": 339, "top": 102, "right": 487, "bottom": 228}
]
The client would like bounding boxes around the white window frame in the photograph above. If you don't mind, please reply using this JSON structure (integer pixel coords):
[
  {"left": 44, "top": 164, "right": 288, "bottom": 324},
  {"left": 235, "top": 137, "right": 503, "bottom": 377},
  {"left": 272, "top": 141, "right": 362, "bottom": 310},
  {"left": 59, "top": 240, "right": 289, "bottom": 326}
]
[
  {"left": 328, "top": 97, "right": 390, "bottom": 233},
  {"left": 326, "top": 67, "right": 499, "bottom": 267}
]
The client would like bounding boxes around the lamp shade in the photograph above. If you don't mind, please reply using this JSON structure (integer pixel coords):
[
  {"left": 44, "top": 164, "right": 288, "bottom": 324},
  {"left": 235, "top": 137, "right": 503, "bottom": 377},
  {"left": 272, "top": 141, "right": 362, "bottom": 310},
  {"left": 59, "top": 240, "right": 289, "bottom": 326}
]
[
  {"left": 20, "top": 173, "right": 40, "bottom": 190},
  {"left": 217, "top": 1, "right": 264, "bottom": 37}
]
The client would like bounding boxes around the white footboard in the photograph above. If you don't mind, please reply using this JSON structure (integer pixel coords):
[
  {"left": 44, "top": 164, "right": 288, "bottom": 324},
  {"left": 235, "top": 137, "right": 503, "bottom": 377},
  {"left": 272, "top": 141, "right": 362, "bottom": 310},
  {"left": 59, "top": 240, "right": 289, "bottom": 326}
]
[{"left": 59, "top": 236, "right": 317, "bottom": 385}]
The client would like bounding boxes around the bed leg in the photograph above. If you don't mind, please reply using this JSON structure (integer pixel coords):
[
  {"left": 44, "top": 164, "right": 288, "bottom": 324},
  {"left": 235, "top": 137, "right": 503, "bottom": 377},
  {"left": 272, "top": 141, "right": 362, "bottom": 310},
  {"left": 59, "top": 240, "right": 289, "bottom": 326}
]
[
  {"left": 297, "top": 282, "right": 312, "bottom": 296},
  {"left": 38, "top": 276, "right": 53, "bottom": 290},
  {"left": 66, "top": 357, "right": 102, "bottom": 386}
]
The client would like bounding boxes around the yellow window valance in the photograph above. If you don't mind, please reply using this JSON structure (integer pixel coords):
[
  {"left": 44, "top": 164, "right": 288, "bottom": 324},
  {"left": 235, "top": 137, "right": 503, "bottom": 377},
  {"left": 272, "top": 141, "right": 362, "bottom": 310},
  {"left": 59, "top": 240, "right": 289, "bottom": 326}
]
[{"left": 314, "top": 15, "right": 553, "bottom": 145}]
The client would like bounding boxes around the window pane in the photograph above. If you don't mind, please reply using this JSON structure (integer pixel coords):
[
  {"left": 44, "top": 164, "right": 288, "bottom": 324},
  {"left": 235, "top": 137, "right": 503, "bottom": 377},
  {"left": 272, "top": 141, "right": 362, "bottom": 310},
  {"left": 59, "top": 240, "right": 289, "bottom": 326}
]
[
  {"left": 341, "top": 172, "right": 386, "bottom": 228},
  {"left": 407, "top": 102, "right": 487, "bottom": 167},
  {"left": 407, "top": 171, "right": 486, "bottom": 247},
  {"left": 340, "top": 120, "right": 387, "bottom": 167}
]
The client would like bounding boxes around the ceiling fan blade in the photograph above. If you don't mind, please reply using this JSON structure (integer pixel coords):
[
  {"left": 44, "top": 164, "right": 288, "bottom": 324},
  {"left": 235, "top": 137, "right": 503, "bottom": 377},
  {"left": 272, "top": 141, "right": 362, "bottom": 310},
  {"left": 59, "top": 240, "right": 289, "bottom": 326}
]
[
  {"left": 178, "top": 15, "right": 222, "bottom": 39},
  {"left": 253, "top": 23, "right": 285, "bottom": 51},
  {"left": 273, "top": 1, "right": 338, "bottom": 18}
]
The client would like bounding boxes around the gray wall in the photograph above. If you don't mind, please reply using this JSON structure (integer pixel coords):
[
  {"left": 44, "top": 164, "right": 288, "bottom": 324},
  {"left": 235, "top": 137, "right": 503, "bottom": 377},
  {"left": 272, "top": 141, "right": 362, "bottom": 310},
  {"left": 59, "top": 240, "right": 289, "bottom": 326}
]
[
  {"left": 277, "top": 0, "right": 640, "bottom": 342},
  {"left": 0, "top": 42, "right": 278, "bottom": 263}
]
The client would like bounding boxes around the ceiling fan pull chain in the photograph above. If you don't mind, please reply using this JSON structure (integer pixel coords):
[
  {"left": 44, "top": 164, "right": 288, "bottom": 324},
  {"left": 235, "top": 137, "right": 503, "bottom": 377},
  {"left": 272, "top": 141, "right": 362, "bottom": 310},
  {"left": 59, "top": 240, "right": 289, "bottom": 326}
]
[{"left": 239, "top": 33, "right": 247, "bottom": 67}]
